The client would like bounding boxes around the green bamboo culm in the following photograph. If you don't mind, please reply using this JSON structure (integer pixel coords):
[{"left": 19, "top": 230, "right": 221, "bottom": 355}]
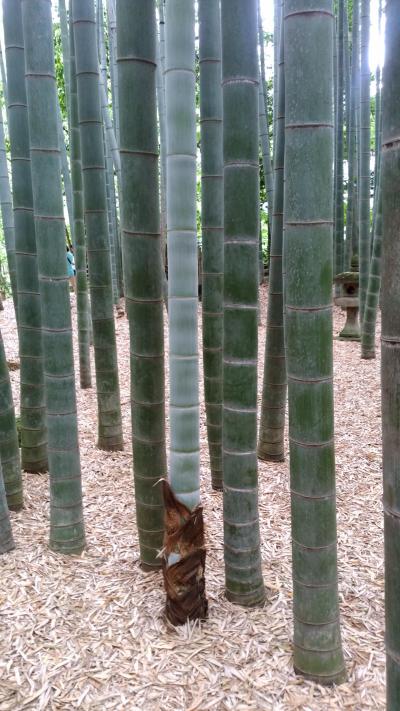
[
  {"left": 221, "top": 0, "right": 265, "bottom": 608},
  {"left": 163, "top": 0, "right": 207, "bottom": 625},
  {"left": 345, "top": 0, "right": 359, "bottom": 269},
  {"left": 156, "top": 0, "right": 167, "bottom": 295},
  {"left": 258, "top": 6, "right": 286, "bottom": 464},
  {"left": 72, "top": 0, "right": 123, "bottom": 451},
  {"left": 361, "top": 178, "right": 382, "bottom": 360},
  {"left": 358, "top": 0, "right": 370, "bottom": 323},
  {"left": 58, "top": 0, "right": 71, "bottom": 125},
  {"left": 334, "top": 0, "right": 344, "bottom": 278},
  {"left": 284, "top": 0, "right": 346, "bottom": 683},
  {"left": 0, "top": 102, "right": 18, "bottom": 316},
  {"left": 199, "top": 0, "right": 223, "bottom": 491},
  {"left": 116, "top": 0, "right": 166, "bottom": 571},
  {"left": 3, "top": 0, "right": 48, "bottom": 474},
  {"left": 0, "top": 329, "right": 23, "bottom": 510},
  {"left": 69, "top": 13, "right": 92, "bottom": 389},
  {"left": 106, "top": 0, "right": 120, "bottom": 149},
  {"left": 21, "top": 0, "right": 85, "bottom": 554},
  {"left": 258, "top": 4, "right": 274, "bottom": 221},
  {"left": 381, "top": 5, "right": 400, "bottom": 702},
  {"left": 98, "top": 0, "right": 119, "bottom": 306},
  {"left": 0, "top": 459, "right": 14, "bottom": 554}
]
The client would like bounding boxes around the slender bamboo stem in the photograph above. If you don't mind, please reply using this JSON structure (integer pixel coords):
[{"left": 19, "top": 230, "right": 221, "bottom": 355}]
[
  {"left": 358, "top": 0, "right": 370, "bottom": 322},
  {"left": 58, "top": 0, "right": 70, "bottom": 124},
  {"left": 156, "top": 0, "right": 168, "bottom": 298},
  {"left": 22, "top": 0, "right": 85, "bottom": 554},
  {"left": 345, "top": 0, "right": 359, "bottom": 268},
  {"left": 258, "top": 4, "right": 286, "bottom": 464},
  {"left": 284, "top": 0, "right": 345, "bottom": 683},
  {"left": 69, "top": 15, "right": 92, "bottom": 390},
  {"left": 381, "top": 2, "right": 400, "bottom": 701},
  {"left": 106, "top": 0, "right": 119, "bottom": 148},
  {"left": 0, "top": 102, "right": 18, "bottom": 316},
  {"left": 117, "top": 0, "right": 166, "bottom": 571},
  {"left": 0, "top": 328, "right": 22, "bottom": 510},
  {"left": 361, "top": 175, "right": 381, "bottom": 359},
  {"left": 221, "top": 0, "right": 265, "bottom": 608},
  {"left": 57, "top": 100, "right": 73, "bottom": 242},
  {"left": 334, "top": 0, "right": 344, "bottom": 277},
  {"left": 0, "top": 459, "right": 14, "bottom": 553},
  {"left": 3, "top": 0, "right": 48, "bottom": 474},
  {"left": 163, "top": 0, "right": 207, "bottom": 624},
  {"left": 72, "top": 0, "right": 123, "bottom": 451},
  {"left": 258, "top": 4, "right": 274, "bottom": 219},
  {"left": 199, "top": 0, "right": 223, "bottom": 491}
]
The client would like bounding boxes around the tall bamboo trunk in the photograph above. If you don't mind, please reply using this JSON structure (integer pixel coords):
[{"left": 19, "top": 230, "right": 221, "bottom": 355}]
[
  {"left": 334, "top": 0, "right": 344, "bottom": 278},
  {"left": 22, "top": 0, "right": 85, "bottom": 554},
  {"left": 0, "top": 102, "right": 18, "bottom": 316},
  {"left": 106, "top": 0, "right": 120, "bottom": 148},
  {"left": 361, "top": 177, "right": 382, "bottom": 359},
  {"left": 0, "top": 459, "right": 14, "bottom": 554},
  {"left": 163, "top": 0, "right": 207, "bottom": 624},
  {"left": 358, "top": 0, "right": 370, "bottom": 323},
  {"left": 284, "top": 0, "right": 345, "bottom": 683},
  {"left": 345, "top": 0, "right": 359, "bottom": 268},
  {"left": 3, "top": 0, "right": 48, "bottom": 474},
  {"left": 0, "top": 328, "right": 22, "bottom": 510},
  {"left": 116, "top": 0, "right": 166, "bottom": 571},
  {"left": 72, "top": 0, "right": 123, "bottom": 451},
  {"left": 381, "top": 7, "right": 400, "bottom": 701},
  {"left": 69, "top": 16, "right": 92, "bottom": 390},
  {"left": 58, "top": 0, "right": 71, "bottom": 125},
  {"left": 156, "top": 0, "right": 167, "bottom": 296},
  {"left": 258, "top": 4, "right": 274, "bottom": 222},
  {"left": 258, "top": 4, "right": 286, "bottom": 464},
  {"left": 221, "top": 0, "right": 265, "bottom": 608},
  {"left": 199, "top": 0, "right": 223, "bottom": 491}
]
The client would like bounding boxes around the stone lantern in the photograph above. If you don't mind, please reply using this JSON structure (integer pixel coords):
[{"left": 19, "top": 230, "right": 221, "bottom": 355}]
[{"left": 333, "top": 258, "right": 360, "bottom": 341}]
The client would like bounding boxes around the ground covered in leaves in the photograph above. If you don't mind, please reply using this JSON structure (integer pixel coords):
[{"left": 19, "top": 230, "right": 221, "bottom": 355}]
[{"left": 0, "top": 285, "right": 384, "bottom": 710}]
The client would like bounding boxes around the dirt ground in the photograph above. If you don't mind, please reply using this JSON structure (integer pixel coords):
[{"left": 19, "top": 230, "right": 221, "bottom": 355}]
[{"left": 0, "top": 284, "right": 385, "bottom": 710}]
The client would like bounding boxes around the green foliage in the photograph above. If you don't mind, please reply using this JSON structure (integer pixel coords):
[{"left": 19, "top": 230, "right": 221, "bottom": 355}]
[{"left": 53, "top": 23, "right": 67, "bottom": 124}]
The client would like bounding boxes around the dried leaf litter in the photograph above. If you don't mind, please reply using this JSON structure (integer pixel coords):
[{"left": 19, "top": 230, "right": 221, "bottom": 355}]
[{"left": 0, "top": 285, "right": 385, "bottom": 710}]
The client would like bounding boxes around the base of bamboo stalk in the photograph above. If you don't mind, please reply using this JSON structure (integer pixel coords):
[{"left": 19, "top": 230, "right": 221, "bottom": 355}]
[
  {"left": 140, "top": 561, "right": 162, "bottom": 573},
  {"left": 162, "top": 481, "right": 208, "bottom": 625},
  {"left": 7, "top": 503, "right": 23, "bottom": 512},
  {"left": 257, "top": 450, "right": 285, "bottom": 463},
  {"left": 225, "top": 586, "right": 266, "bottom": 608},
  {"left": 97, "top": 438, "right": 124, "bottom": 452},
  {"left": 361, "top": 350, "right": 376, "bottom": 360},
  {"left": 22, "top": 463, "right": 48, "bottom": 474},
  {"left": 294, "top": 665, "right": 347, "bottom": 686}
]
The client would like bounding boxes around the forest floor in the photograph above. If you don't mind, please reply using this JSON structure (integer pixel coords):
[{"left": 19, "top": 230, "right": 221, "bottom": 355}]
[{"left": 0, "top": 284, "right": 384, "bottom": 711}]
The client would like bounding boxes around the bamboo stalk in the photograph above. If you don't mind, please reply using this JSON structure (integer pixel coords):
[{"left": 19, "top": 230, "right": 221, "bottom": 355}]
[
  {"left": 3, "top": 0, "right": 48, "bottom": 474},
  {"left": 381, "top": 2, "right": 400, "bottom": 701},
  {"left": 221, "top": 0, "right": 265, "bottom": 608},
  {"left": 117, "top": 0, "right": 166, "bottom": 571},
  {"left": 72, "top": 0, "right": 123, "bottom": 451},
  {"left": 258, "top": 3, "right": 286, "bottom": 464},
  {"left": 0, "top": 328, "right": 22, "bottom": 510},
  {"left": 199, "top": 0, "right": 223, "bottom": 491},
  {"left": 69, "top": 13, "right": 92, "bottom": 390},
  {"left": 0, "top": 100, "right": 18, "bottom": 316},
  {"left": 22, "top": 0, "right": 85, "bottom": 553},
  {"left": 163, "top": 0, "right": 207, "bottom": 624},
  {"left": 284, "top": 0, "right": 346, "bottom": 683},
  {"left": 358, "top": 0, "right": 371, "bottom": 322}
]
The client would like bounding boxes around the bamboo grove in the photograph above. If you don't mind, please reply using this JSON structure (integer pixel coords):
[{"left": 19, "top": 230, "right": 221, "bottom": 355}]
[{"left": 0, "top": 0, "right": 398, "bottom": 699}]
